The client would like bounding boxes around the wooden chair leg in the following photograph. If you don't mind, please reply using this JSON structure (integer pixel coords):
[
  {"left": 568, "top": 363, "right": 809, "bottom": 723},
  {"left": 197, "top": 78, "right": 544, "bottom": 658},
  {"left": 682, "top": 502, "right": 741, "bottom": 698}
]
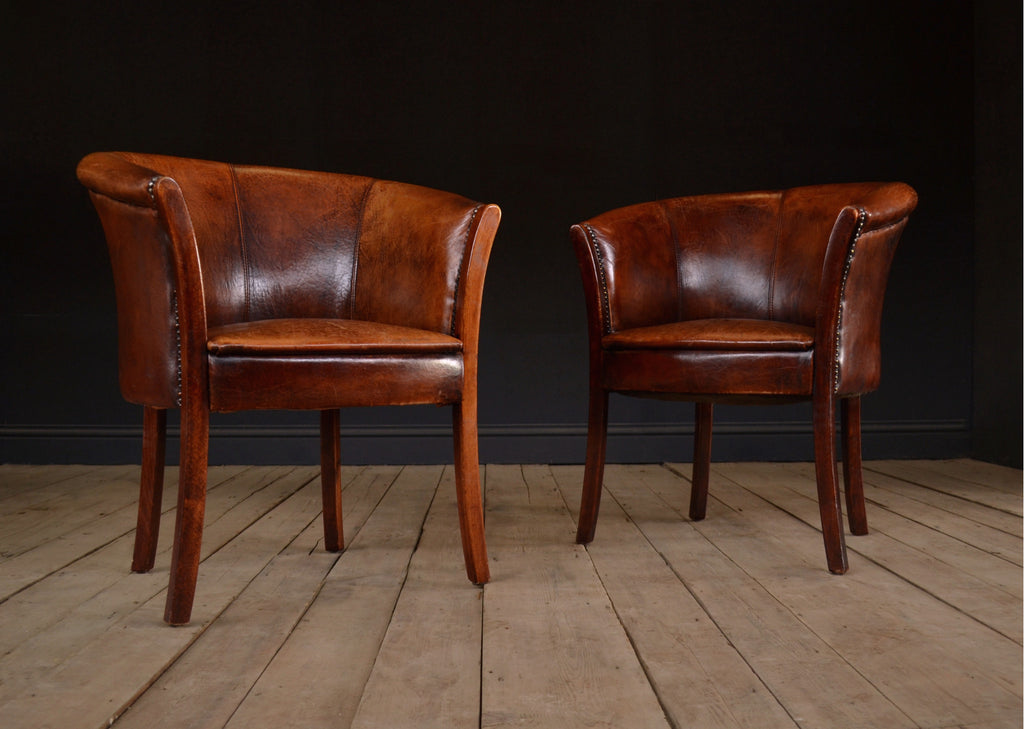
[
  {"left": 164, "top": 405, "right": 209, "bottom": 625},
  {"left": 813, "top": 391, "right": 849, "bottom": 574},
  {"left": 132, "top": 407, "right": 167, "bottom": 572},
  {"left": 320, "top": 409, "right": 344, "bottom": 552},
  {"left": 576, "top": 387, "right": 609, "bottom": 544},
  {"left": 453, "top": 393, "right": 490, "bottom": 585},
  {"left": 689, "top": 402, "right": 713, "bottom": 521},
  {"left": 841, "top": 397, "right": 869, "bottom": 536}
]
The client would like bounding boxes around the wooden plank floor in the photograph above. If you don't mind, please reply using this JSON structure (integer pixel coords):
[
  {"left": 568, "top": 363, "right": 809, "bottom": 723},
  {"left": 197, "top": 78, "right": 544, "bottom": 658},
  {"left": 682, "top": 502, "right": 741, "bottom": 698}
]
[{"left": 0, "top": 460, "right": 1020, "bottom": 729}]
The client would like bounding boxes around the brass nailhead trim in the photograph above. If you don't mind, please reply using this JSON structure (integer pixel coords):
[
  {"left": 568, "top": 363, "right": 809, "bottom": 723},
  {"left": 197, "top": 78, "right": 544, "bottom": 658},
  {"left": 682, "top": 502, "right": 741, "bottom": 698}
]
[
  {"left": 584, "top": 224, "right": 612, "bottom": 335},
  {"left": 148, "top": 174, "right": 183, "bottom": 406},
  {"left": 833, "top": 208, "right": 868, "bottom": 393},
  {"left": 172, "top": 293, "right": 182, "bottom": 407}
]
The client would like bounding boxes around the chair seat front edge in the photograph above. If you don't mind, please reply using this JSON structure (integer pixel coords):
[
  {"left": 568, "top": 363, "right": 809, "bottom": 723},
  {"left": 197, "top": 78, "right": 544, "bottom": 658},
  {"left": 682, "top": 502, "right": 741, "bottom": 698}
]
[
  {"left": 601, "top": 348, "right": 814, "bottom": 398},
  {"left": 208, "top": 353, "right": 465, "bottom": 411}
]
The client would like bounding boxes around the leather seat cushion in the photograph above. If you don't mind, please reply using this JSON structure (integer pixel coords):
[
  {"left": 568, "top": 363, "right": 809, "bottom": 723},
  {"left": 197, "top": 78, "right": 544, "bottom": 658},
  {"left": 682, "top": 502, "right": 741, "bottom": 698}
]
[
  {"left": 603, "top": 318, "right": 814, "bottom": 351},
  {"left": 208, "top": 318, "right": 463, "bottom": 355}
]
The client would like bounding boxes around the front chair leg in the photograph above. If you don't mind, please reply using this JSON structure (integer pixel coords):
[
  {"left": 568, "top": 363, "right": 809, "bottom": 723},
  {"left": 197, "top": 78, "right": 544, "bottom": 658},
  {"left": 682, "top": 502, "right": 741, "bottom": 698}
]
[
  {"left": 132, "top": 406, "right": 167, "bottom": 572},
  {"left": 453, "top": 395, "right": 490, "bottom": 585},
  {"left": 320, "top": 409, "right": 344, "bottom": 552},
  {"left": 576, "top": 387, "right": 609, "bottom": 544},
  {"left": 841, "top": 397, "right": 868, "bottom": 535},
  {"left": 689, "top": 402, "right": 713, "bottom": 521},
  {"left": 164, "top": 405, "right": 209, "bottom": 625},
  {"left": 813, "top": 391, "right": 849, "bottom": 574}
]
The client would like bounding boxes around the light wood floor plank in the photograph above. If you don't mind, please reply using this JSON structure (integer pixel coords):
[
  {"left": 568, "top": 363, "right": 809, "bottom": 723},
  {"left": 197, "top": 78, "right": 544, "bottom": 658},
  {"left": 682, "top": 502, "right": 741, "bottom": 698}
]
[
  {"left": 0, "top": 461, "right": 1018, "bottom": 729},
  {"left": 0, "top": 467, "right": 327, "bottom": 729},
  {"left": 0, "top": 464, "right": 139, "bottom": 546},
  {"left": 0, "top": 465, "right": 258, "bottom": 602},
  {"left": 858, "top": 466, "right": 1023, "bottom": 565},
  {"left": 601, "top": 463, "right": 918, "bottom": 729},
  {"left": 550, "top": 464, "right": 800, "bottom": 729},
  {"left": 698, "top": 463, "right": 1022, "bottom": 728},
  {"left": 111, "top": 465, "right": 383, "bottom": 729},
  {"left": 0, "top": 467, "right": 161, "bottom": 561},
  {"left": 0, "top": 466, "right": 306, "bottom": 670},
  {"left": 862, "top": 465, "right": 1023, "bottom": 539},
  {"left": 0, "top": 467, "right": 157, "bottom": 598},
  {"left": 0, "top": 465, "right": 289, "bottom": 644},
  {"left": 222, "top": 465, "right": 436, "bottom": 729},
  {"left": 0, "top": 466, "right": 257, "bottom": 653},
  {"left": 481, "top": 464, "right": 671, "bottom": 729},
  {"left": 715, "top": 461, "right": 1022, "bottom": 643},
  {"left": 867, "top": 461, "right": 1023, "bottom": 516},
  {"left": 903, "top": 458, "right": 1024, "bottom": 494},
  {"left": 113, "top": 518, "right": 336, "bottom": 729},
  {"left": 349, "top": 465, "right": 484, "bottom": 729},
  {"left": 0, "top": 464, "right": 104, "bottom": 503}
]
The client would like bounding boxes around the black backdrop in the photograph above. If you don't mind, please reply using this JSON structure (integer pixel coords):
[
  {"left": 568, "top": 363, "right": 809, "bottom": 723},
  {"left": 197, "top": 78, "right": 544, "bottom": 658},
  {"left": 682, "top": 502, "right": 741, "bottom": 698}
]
[{"left": 3, "top": 1, "right": 1021, "bottom": 467}]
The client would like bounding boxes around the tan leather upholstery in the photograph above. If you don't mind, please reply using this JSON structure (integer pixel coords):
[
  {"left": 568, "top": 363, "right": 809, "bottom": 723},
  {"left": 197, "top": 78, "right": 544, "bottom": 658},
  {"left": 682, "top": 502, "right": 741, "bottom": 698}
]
[
  {"left": 572, "top": 182, "right": 917, "bottom": 573},
  {"left": 78, "top": 152, "right": 500, "bottom": 624}
]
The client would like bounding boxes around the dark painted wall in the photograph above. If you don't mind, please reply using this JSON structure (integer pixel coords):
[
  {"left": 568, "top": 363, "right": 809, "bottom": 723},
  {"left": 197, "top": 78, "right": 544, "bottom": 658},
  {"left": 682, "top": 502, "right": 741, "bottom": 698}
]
[
  {"left": 2, "top": 2, "right": 1019, "bottom": 467},
  {"left": 973, "top": 1, "right": 1023, "bottom": 467}
]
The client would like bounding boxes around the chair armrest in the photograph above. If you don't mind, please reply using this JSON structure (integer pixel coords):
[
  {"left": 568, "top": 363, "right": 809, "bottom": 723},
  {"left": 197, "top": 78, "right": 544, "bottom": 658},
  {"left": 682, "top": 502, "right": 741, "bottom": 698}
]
[
  {"left": 148, "top": 175, "right": 210, "bottom": 407},
  {"left": 77, "top": 152, "right": 161, "bottom": 208},
  {"left": 570, "top": 222, "right": 612, "bottom": 345},
  {"left": 815, "top": 183, "right": 917, "bottom": 396},
  {"left": 452, "top": 203, "right": 501, "bottom": 358},
  {"left": 77, "top": 153, "right": 208, "bottom": 408}
]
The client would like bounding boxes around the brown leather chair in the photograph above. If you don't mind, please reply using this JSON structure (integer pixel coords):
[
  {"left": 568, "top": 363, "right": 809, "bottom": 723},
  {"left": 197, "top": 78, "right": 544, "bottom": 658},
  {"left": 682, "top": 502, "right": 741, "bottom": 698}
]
[
  {"left": 77, "top": 152, "right": 500, "bottom": 624},
  {"left": 571, "top": 182, "right": 916, "bottom": 573}
]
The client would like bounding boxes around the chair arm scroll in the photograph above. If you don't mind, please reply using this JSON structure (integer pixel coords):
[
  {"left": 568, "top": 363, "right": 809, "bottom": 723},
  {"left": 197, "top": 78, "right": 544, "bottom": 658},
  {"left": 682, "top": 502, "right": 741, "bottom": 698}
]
[
  {"left": 815, "top": 183, "right": 916, "bottom": 396},
  {"left": 452, "top": 203, "right": 501, "bottom": 358},
  {"left": 77, "top": 152, "right": 208, "bottom": 409}
]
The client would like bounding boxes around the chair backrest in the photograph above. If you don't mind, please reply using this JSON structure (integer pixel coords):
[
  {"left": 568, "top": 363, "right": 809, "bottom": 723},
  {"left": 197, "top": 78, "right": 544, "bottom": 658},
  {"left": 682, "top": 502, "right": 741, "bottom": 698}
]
[
  {"left": 574, "top": 182, "right": 916, "bottom": 334},
  {"left": 78, "top": 152, "right": 490, "bottom": 407}
]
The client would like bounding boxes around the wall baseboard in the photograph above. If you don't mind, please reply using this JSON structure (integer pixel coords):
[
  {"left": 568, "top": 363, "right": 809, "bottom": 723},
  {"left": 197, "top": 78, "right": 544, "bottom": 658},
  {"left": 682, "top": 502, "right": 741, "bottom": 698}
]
[{"left": 0, "top": 419, "right": 970, "bottom": 465}]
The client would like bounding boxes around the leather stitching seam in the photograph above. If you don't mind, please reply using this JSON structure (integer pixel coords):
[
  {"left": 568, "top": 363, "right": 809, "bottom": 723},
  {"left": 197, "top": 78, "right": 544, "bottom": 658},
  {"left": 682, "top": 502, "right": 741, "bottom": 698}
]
[
  {"left": 172, "top": 293, "right": 182, "bottom": 407},
  {"left": 663, "top": 202, "right": 684, "bottom": 322},
  {"left": 350, "top": 180, "right": 375, "bottom": 319},
  {"left": 228, "top": 165, "right": 251, "bottom": 321},
  {"left": 767, "top": 191, "right": 786, "bottom": 321}
]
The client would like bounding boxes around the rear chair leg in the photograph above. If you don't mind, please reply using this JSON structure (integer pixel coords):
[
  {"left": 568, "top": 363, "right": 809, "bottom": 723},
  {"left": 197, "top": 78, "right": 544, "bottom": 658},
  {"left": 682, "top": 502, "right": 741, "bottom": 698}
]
[
  {"left": 576, "top": 387, "right": 609, "bottom": 544},
  {"left": 689, "top": 402, "right": 713, "bottom": 521},
  {"left": 132, "top": 406, "right": 167, "bottom": 572},
  {"left": 841, "top": 397, "right": 869, "bottom": 535},
  {"left": 320, "top": 409, "right": 344, "bottom": 552}
]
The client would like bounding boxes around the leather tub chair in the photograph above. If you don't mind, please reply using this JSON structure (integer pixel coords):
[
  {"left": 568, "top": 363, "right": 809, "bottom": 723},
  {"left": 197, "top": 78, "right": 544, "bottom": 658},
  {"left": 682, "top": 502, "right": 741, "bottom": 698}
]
[
  {"left": 571, "top": 182, "right": 916, "bottom": 573},
  {"left": 77, "top": 152, "right": 500, "bottom": 624}
]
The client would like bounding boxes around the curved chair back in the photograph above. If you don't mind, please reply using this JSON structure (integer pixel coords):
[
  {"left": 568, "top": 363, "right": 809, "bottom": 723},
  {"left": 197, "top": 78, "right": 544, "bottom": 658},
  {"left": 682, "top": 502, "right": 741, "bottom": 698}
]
[{"left": 574, "top": 182, "right": 914, "bottom": 352}]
